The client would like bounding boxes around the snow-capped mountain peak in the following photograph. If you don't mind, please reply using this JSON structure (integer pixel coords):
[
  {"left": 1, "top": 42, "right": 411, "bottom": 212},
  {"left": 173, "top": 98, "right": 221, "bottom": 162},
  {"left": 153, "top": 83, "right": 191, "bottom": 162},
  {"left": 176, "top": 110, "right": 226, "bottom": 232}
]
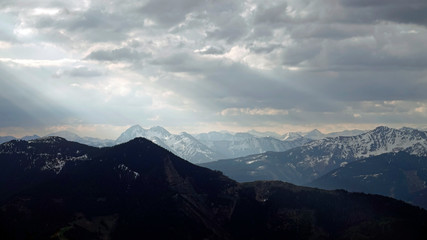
[
  {"left": 116, "top": 125, "right": 147, "bottom": 144},
  {"left": 303, "top": 129, "right": 324, "bottom": 140},
  {"left": 203, "top": 126, "right": 427, "bottom": 185},
  {"left": 287, "top": 126, "right": 427, "bottom": 180},
  {"left": 147, "top": 126, "right": 172, "bottom": 139},
  {"left": 304, "top": 126, "right": 427, "bottom": 159},
  {"left": 115, "top": 126, "right": 218, "bottom": 163},
  {"left": 282, "top": 132, "right": 303, "bottom": 141}
]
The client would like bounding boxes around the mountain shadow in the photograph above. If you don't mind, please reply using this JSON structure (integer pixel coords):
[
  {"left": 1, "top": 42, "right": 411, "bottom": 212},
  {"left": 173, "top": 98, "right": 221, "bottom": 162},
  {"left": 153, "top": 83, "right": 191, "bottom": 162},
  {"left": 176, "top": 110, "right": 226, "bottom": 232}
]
[
  {"left": 0, "top": 137, "right": 426, "bottom": 239},
  {"left": 309, "top": 151, "right": 427, "bottom": 209}
]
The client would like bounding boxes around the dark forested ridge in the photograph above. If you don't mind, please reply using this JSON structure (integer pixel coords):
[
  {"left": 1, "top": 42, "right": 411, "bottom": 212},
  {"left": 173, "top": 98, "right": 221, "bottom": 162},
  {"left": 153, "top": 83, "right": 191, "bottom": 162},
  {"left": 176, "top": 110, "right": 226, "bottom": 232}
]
[
  {"left": 309, "top": 152, "right": 427, "bottom": 209},
  {"left": 0, "top": 137, "right": 426, "bottom": 239}
]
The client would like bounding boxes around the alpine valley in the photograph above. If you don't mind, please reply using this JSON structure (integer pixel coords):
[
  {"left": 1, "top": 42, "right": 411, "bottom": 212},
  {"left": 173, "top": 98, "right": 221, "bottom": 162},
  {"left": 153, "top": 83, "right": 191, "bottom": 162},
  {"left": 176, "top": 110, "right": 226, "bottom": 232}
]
[{"left": 1, "top": 137, "right": 427, "bottom": 239}]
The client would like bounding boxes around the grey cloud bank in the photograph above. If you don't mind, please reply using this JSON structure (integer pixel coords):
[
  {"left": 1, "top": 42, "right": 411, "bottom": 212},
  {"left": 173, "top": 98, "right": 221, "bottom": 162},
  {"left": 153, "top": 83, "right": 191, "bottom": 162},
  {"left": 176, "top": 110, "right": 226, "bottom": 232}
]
[{"left": 0, "top": 0, "right": 427, "bottom": 138}]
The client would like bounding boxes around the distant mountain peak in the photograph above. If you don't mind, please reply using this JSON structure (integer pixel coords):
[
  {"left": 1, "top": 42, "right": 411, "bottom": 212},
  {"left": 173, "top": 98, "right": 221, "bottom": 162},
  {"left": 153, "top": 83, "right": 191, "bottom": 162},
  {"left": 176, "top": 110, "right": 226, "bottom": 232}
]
[
  {"left": 400, "top": 126, "right": 416, "bottom": 131},
  {"left": 148, "top": 126, "right": 171, "bottom": 138},
  {"left": 179, "top": 131, "right": 194, "bottom": 138},
  {"left": 116, "top": 125, "right": 218, "bottom": 163},
  {"left": 282, "top": 132, "right": 303, "bottom": 141},
  {"left": 372, "top": 125, "right": 392, "bottom": 132},
  {"left": 127, "top": 124, "right": 144, "bottom": 131},
  {"left": 116, "top": 125, "right": 147, "bottom": 142},
  {"left": 304, "top": 129, "right": 324, "bottom": 139},
  {"left": 310, "top": 129, "right": 322, "bottom": 134},
  {"left": 32, "top": 136, "right": 68, "bottom": 143},
  {"left": 149, "top": 125, "right": 168, "bottom": 132},
  {"left": 46, "top": 130, "right": 81, "bottom": 139},
  {"left": 20, "top": 135, "right": 40, "bottom": 141}
]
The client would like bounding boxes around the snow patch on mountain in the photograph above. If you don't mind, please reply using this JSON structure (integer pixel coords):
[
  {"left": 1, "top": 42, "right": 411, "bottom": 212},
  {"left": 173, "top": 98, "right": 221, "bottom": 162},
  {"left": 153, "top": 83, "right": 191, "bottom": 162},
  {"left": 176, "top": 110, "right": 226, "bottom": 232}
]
[
  {"left": 117, "top": 164, "right": 140, "bottom": 180},
  {"left": 284, "top": 126, "right": 427, "bottom": 180},
  {"left": 41, "top": 154, "right": 90, "bottom": 174}
]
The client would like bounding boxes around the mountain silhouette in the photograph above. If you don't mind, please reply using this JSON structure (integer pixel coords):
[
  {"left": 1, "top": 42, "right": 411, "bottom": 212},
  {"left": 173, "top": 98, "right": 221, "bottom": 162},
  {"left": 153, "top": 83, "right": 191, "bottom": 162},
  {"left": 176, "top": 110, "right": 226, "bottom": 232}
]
[{"left": 0, "top": 137, "right": 426, "bottom": 239}]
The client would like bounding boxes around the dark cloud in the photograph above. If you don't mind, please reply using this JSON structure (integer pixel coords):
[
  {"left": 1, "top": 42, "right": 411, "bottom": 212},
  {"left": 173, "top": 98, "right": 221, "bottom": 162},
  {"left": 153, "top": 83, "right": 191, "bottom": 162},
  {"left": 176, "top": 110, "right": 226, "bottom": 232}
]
[
  {"left": 280, "top": 40, "right": 322, "bottom": 66},
  {"left": 31, "top": 9, "right": 139, "bottom": 43},
  {"left": 138, "top": 0, "right": 201, "bottom": 27},
  {"left": 206, "top": 12, "right": 248, "bottom": 43},
  {"left": 150, "top": 48, "right": 427, "bottom": 123},
  {"left": 151, "top": 52, "right": 341, "bottom": 113},
  {"left": 1, "top": 0, "right": 427, "bottom": 133},
  {"left": 289, "top": 23, "right": 373, "bottom": 40},
  {"left": 254, "top": 2, "right": 291, "bottom": 26},
  {"left": 338, "top": 0, "right": 427, "bottom": 26}
]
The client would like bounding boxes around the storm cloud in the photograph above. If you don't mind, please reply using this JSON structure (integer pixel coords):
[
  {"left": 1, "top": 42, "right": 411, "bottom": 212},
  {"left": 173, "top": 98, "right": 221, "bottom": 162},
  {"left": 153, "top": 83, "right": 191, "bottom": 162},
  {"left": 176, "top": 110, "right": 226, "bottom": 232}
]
[{"left": 0, "top": 0, "right": 426, "bottom": 137}]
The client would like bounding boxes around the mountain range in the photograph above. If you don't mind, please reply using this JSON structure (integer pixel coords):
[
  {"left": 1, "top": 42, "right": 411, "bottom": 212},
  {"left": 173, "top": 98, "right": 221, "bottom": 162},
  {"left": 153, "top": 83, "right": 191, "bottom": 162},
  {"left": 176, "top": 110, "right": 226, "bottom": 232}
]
[
  {"left": 0, "top": 126, "right": 369, "bottom": 164},
  {"left": 0, "top": 135, "right": 40, "bottom": 144},
  {"left": 115, "top": 125, "right": 219, "bottom": 163},
  {"left": 46, "top": 131, "right": 115, "bottom": 147},
  {"left": 281, "top": 129, "right": 366, "bottom": 141},
  {"left": 43, "top": 125, "right": 315, "bottom": 163},
  {"left": 1, "top": 137, "right": 426, "bottom": 239},
  {"left": 194, "top": 131, "right": 311, "bottom": 160},
  {"left": 201, "top": 126, "right": 427, "bottom": 185}
]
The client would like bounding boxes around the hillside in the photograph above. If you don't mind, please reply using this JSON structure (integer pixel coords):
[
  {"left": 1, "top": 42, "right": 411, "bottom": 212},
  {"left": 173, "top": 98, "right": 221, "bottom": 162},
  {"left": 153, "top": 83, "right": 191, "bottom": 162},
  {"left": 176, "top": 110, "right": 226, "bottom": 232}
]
[
  {"left": 202, "top": 126, "right": 427, "bottom": 185},
  {"left": 309, "top": 152, "right": 427, "bottom": 209},
  {"left": 0, "top": 138, "right": 426, "bottom": 239}
]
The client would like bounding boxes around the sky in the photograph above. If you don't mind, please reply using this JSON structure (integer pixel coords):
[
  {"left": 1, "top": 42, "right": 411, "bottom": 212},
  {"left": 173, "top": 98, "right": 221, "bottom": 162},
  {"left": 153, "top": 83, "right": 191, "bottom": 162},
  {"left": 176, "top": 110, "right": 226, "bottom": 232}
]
[{"left": 1, "top": 0, "right": 427, "bottom": 139}]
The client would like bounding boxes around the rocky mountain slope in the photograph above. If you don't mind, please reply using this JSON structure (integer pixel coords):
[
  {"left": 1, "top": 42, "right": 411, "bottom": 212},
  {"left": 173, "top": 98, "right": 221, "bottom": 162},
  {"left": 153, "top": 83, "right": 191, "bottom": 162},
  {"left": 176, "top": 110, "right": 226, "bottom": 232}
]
[
  {"left": 0, "top": 138, "right": 426, "bottom": 239},
  {"left": 202, "top": 126, "right": 427, "bottom": 185}
]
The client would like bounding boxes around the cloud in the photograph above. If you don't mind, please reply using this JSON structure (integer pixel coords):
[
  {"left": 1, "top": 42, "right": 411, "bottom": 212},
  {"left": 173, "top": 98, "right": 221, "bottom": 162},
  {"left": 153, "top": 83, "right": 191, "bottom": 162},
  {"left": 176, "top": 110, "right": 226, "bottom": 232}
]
[
  {"left": 85, "top": 47, "right": 151, "bottom": 62},
  {"left": 339, "top": 0, "right": 427, "bottom": 26},
  {"left": 194, "top": 46, "right": 225, "bottom": 55},
  {"left": 206, "top": 13, "right": 248, "bottom": 43},
  {"left": 138, "top": 0, "right": 201, "bottom": 27},
  {"left": 1, "top": 0, "right": 427, "bottom": 135},
  {"left": 253, "top": 1, "right": 291, "bottom": 26},
  {"left": 68, "top": 66, "right": 102, "bottom": 77},
  {"left": 220, "top": 108, "right": 289, "bottom": 116},
  {"left": 54, "top": 66, "right": 103, "bottom": 78}
]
